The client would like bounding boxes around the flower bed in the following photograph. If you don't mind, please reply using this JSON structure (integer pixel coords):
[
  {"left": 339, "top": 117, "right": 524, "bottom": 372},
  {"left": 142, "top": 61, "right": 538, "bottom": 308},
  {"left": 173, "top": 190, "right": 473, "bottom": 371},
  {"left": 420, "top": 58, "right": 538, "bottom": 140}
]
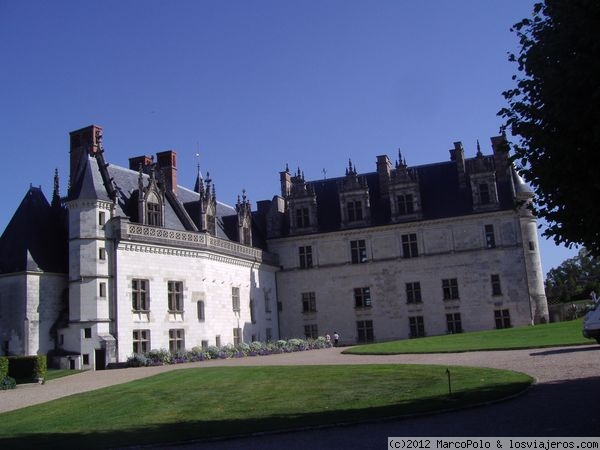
[{"left": 126, "top": 336, "right": 332, "bottom": 367}]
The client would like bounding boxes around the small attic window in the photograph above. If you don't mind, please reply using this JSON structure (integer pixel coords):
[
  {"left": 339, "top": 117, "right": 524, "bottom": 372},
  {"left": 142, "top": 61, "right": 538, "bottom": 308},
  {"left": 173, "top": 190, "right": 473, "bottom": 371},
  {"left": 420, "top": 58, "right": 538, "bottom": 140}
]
[
  {"left": 146, "top": 192, "right": 162, "bottom": 227},
  {"left": 479, "top": 183, "right": 491, "bottom": 205}
]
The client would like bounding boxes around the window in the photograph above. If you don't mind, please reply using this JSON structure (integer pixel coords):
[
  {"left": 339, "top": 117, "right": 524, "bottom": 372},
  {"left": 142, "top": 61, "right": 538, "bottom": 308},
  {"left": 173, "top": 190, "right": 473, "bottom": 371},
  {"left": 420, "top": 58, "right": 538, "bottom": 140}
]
[
  {"left": 446, "top": 313, "right": 463, "bottom": 334},
  {"left": 250, "top": 299, "right": 256, "bottom": 323},
  {"left": 84, "top": 327, "right": 92, "bottom": 339},
  {"left": 98, "top": 247, "right": 106, "bottom": 260},
  {"left": 409, "top": 316, "right": 425, "bottom": 338},
  {"left": 82, "top": 354, "right": 89, "bottom": 365},
  {"left": 406, "top": 282, "right": 422, "bottom": 304},
  {"left": 529, "top": 241, "right": 535, "bottom": 251},
  {"left": 304, "top": 324, "right": 319, "bottom": 339},
  {"left": 132, "top": 279, "right": 149, "bottom": 312},
  {"left": 442, "top": 278, "right": 459, "bottom": 300},
  {"left": 147, "top": 202, "right": 161, "bottom": 226},
  {"left": 215, "top": 335, "right": 221, "bottom": 347},
  {"left": 168, "top": 281, "right": 184, "bottom": 312},
  {"left": 302, "top": 292, "right": 317, "bottom": 313},
  {"left": 233, "top": 327, "right": 242, "bottom": 345},
  {"left": 264, "top": 290, "right": 271, "bottom": 313},
  {"left": 201, "top": 340, "right": 209, "bottom": 349},
  {"left": 350, "top": 239, "right": 367, "bottom": 264},
  {"left": 266, "top": 328, "right": 272, "bottom": 342},
  {"left": 495, "top": 309, "right": 511, "bottom": 329},
  {"left": 354, "top": 287, "right": 372, "bottom": 308},
  {"left": 296, "top": 207, "right": 310, "bottom": 228},
  {"left": 402, "top": 233, "right": 418, "bottom": 258},
  {"left": 299, "top": 246, "right": 313, "bottom": 269},
  {"left": 397, "top": 194, "right": 414, "bottom": 215},
  {"left": 347, "top": 200, "right": 363, "bottom": 222},
  {"left": 232, "top": 287, "right": 240, "bottom": 312},
  {"left": 169, "top": 329, "right": 185, "bottom": 352},
  {"left": 99, "top": 282, "right": 106, "bottom": 298},
  {"left": 133, "top": 329, "right": 150, "bottom": 354},
  {"left": 99, "top": 211, "right": 106, "bottom": 226},
  {"left": 479, "top": 183, "right": 490, "bottom": 205},
  {"left": 197, "top": 300, "right": 205, "bottom": 321},
  {"left": 357, "top": 320, "right": 374, "bottom": 343},
  {"left": 485, "top": 224, "right": 496, "bottom": 248},
  {"left": 491, "top": 274, "right": 503, "bottom": 296}
]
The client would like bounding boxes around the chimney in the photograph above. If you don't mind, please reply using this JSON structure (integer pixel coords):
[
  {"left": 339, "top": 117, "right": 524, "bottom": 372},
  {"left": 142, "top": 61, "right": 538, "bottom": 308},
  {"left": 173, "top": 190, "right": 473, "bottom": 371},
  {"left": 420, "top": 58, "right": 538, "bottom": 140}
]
[
  {"left": 449, "top": 141, "right": 466, "bottom": 188},
  {"left": 156, "top": 150, "right": 177, "bottom": 194},
  {"left": 490, "top": 135, "right": 510, "bottom": 182},
  {"left": 376, "top": 155, "right": 392, "bottom": 197},
  {"left": 69, "top": 124, "right": 103, "bottom": 187},
  {"left": 280, "top": 167, "right": 291, "bottom": 197},
  {"left": 129, "top": 155, "right": 153, "bottom": 171}
]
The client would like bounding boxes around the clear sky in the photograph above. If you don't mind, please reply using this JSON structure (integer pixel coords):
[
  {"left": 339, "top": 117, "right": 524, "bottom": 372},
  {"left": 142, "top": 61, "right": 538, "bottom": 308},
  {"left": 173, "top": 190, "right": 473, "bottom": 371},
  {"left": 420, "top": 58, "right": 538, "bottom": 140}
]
[{"left": 0, "top": 0, "right": 578, "bottom": 274}]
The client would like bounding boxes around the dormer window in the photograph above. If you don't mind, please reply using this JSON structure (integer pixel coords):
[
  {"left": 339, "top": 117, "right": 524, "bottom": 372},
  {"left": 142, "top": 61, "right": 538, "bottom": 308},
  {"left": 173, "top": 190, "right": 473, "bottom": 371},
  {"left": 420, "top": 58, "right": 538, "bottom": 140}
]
[
  {"left": 397, "top": 194, "right": 414, "bottom": 215},
  {"left": 147, "top": 201, "right": 161, "bottom": 226},
  {"left": 296, "top": 207, "right": 310, "bottom": 228},
  {"left": 479, "top": 183, "right": 491, "bottom": 205},
  {"left": 347, "top": 201, "right": 363, "bottom": 222}
]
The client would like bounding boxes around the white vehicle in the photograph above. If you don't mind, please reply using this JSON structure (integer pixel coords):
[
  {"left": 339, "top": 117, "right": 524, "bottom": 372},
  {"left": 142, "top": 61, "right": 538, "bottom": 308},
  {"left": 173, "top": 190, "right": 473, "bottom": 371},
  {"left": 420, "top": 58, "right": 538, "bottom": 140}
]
[{"left": 582, "top": 301, "right": 600, "bottom": 344}]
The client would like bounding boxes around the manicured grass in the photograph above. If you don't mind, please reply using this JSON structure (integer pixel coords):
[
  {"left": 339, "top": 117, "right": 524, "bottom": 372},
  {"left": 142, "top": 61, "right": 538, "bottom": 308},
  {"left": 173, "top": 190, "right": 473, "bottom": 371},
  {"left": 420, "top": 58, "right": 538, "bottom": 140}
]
[
  {"left": 0, "top": 365, "right": 532, "bottom": 449},
  {"left": 344, "top": 319, "right": 590, "bottom": 355}
]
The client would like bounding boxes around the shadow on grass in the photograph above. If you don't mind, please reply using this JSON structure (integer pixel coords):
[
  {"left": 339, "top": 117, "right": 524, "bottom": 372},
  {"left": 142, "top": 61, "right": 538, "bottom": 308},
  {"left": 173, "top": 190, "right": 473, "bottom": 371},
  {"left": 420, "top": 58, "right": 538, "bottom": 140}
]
[{"left": 0, "top": 381, "right": 531, "bottom": 450}]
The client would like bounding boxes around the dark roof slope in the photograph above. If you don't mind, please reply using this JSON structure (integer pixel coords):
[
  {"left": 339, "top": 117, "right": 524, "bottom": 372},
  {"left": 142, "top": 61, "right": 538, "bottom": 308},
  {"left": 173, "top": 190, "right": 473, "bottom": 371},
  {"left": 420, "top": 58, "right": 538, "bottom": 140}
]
[{"left": 0, "top": 187, "right": 68, "bottom": 274}]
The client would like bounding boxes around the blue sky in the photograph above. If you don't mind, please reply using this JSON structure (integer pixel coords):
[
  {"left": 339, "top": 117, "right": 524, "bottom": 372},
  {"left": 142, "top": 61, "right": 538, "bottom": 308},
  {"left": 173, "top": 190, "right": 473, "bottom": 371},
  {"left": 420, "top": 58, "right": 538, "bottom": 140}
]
[{"left": 0, "top": 0, "right": 578, "bottom": 273}]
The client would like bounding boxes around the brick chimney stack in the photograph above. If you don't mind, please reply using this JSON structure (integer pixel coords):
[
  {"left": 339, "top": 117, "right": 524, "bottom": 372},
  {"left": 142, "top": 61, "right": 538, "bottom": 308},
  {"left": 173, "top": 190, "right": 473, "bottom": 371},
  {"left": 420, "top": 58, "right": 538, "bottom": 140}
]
[
  {"left": 156, "top": 150, "right": 178, "bottom": 194},
  {"left": 128, "top": 155, "right": 154, "bottom": 171},
  {"left": 69, "top": 125, "right": 103, "bottom": 190}
]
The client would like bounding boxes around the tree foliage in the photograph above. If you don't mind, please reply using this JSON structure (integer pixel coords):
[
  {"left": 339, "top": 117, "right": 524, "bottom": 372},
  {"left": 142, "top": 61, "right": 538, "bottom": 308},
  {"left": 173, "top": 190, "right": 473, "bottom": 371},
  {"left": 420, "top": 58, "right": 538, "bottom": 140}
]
[
  {"left": 545, "top": 249, "right": 600, "bottom": 303},
  {"left": 499, "top": 0, "right": 600, "bottom": 256}
]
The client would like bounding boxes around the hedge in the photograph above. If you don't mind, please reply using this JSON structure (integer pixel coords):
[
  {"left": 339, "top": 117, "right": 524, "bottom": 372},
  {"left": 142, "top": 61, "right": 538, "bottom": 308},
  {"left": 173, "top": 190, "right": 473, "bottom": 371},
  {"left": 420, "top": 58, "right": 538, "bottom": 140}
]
[
  {"left": 0, "top": 356, "right": 8, "bottom": 380},
  {"left": 7, "top": 355, "right": 47, "bottom": 382}
]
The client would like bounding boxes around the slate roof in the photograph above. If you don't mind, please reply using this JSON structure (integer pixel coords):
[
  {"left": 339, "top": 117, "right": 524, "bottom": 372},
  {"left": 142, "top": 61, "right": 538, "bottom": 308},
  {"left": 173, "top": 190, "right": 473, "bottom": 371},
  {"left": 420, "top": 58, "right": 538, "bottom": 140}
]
[
  {"left": 0, "top": 187, "right": 68, "bottom": 274},
  {"left": 280, "top": 156, "right": 518, "bottom": 236},
  {"left": 69, "top": 154, "right": 256, "bottom": 245}
]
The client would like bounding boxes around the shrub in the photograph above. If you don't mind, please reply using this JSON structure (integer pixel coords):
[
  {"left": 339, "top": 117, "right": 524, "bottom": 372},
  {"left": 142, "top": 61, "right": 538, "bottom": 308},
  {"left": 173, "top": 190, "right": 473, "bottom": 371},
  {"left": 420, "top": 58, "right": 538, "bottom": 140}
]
[
  {"left": 7, "top": 355, "right": 47, "bottom": 382},
  {"left": 0, "top": 357, "right": 8, "bottom": 380},
  {"left": 126, "top": 354, "right": 148, "bottom": 367},
  {"left": 0, "top": 376, "right": 16, "bottom": 390}
]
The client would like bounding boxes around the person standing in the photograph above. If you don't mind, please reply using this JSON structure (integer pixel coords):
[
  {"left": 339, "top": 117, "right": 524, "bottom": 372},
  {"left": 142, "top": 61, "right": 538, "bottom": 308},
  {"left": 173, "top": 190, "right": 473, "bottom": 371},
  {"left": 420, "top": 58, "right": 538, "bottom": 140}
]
[{"left": 333, "top": 331, "right": 339, "bottom": 347}]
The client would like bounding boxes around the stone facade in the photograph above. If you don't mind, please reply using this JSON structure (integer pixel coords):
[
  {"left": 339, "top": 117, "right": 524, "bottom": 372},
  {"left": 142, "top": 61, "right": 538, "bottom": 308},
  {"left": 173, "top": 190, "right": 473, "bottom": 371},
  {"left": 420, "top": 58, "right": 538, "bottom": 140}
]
[{"left": 0, "top": 125, "right": 549, "bottom": 367}]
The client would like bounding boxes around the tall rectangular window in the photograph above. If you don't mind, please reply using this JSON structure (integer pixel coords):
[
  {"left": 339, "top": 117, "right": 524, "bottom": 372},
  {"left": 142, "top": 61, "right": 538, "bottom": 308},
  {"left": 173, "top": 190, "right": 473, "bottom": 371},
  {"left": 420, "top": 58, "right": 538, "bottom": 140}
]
[
  {"left": 168, "top": 281, "right": 183, "bottom": 312},
  {"left": 302, "top": 292, "right": 317, "bottom": 313},
  {"left": 495, "top": 309, "right": 511, "bottom": 329},
  {"left": 397, "top": 194, "right": 414, "bottom": 215},
  {"left": 169, "top": 329, "right": 185, "bottom": 352},
  {"left": 99, "top": 282, "right": 106, "bottom": 298},
  {"left": 485, "top": 224, "right": 496, "bottom": 248},
  {"left": 406, "top": 282, "right": 422, "bottom": 304},
  {"left": 354, "top": 287, "right": 372, "bottom": 308},
  {"left": 409, "top": 316, "right": 425, "bottom": 338},
  {"left": 98, "top": 247, "right": 106, "bottom": 260},
  {"left": 233, "top": 327, "right": 242, "bottom": 345},
  {"left": 350, "top": 239, "right": 367, "bottom": 264},
  {"left": 357, "top": 320, "right": 374, "bottom": 343},
  {"left": 446, "top": 313, "right": 463, "bottom": 334},
  {"left": 304, "top": 324, "right": 318, "bottom": 339},
  {"left": 132, "top": 329, "right": 150, "bottom": 354},
  {"left": 347, "top": 200, "right": 363, "bottom": 222},
  {"left": 299, "top": 246, "right": 313, "bottom": 269},
  {"left": 232, "top": 287, "right": 240, "bottom": 312},
  {"left": 491, "top": 274, "right": 503, "bottom": 296},
  {"left": 266, "top": 328, "right": 272, "bottom": 342},
  {"left": 479, "top": 183, "right": 491, "bottom": 204},
  {"left": 215, "top": 335, "right": 221, "bottom": 347},
  {"left": 197, "top": 300, "right": 205, "bottom": 321},
  {"left": 401, "top": 233, "right": 418, "bottom": 258},
  {"left": 296, "top": 207, "right": 310, "bottom": 228},
  {"left": 442, "top": 278, "right": 459, "bottom": 300},
  {"left": 132, "top": 279, "right": 149, "bottom": 311},
  {"left": 98, "top": 211, "right": 106, "bottom": 226},
  {"left": 147, "top": 202, "right": 161, "bottom": 226}
]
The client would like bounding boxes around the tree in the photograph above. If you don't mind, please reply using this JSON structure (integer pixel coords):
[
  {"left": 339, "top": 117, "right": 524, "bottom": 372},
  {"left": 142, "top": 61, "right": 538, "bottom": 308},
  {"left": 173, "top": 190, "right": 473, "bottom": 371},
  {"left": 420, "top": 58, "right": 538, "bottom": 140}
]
[
  {"left": 545, "top": 249, "right": 600, "bottom": 303},
  {"left": 499, "top": 0, "right": 600, "bottom": 256}
]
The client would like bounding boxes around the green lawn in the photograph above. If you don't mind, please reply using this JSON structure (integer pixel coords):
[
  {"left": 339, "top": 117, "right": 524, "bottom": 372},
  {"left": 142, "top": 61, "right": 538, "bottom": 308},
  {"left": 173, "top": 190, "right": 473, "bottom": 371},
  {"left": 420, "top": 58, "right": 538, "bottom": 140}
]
[
  {"left": 0, "top": 365, "right": 532, "bottom": 449},
  {"left": 344, "top": 319, "right": 590, "bottom": 355},
  {"left": 44, "top": 369, "right": 85, "bottom": 382}
]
